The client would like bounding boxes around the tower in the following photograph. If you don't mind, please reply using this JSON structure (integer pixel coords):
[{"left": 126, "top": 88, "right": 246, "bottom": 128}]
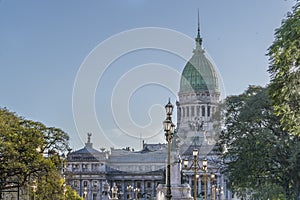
[
  {"left": 175, "top": 15, "right": 226, "bottom": 200},
  {"left": 176, "top": 16, "right": 220, "bottom": 155}
]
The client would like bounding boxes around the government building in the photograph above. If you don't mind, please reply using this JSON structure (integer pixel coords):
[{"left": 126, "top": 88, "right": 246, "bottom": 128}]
[{"left": 64, "top": 23, "right": 238, "bottom": 200}]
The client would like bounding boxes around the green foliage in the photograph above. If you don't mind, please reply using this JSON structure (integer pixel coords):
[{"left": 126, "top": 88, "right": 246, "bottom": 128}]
[
  {"left": 219, "top": 86, "right": 300, "bottom": 199},
  {"left": 267, "top": 2, "right": 300, "bottom": 136},
  {"left": 0, "top": 108, "right": 70, "bottom": 199},
  {"left": 32, "top": 172, "right": 82, "bottom": 200},
  {"left": 65, "top": 185, "right": 84, "bottom": 200}
]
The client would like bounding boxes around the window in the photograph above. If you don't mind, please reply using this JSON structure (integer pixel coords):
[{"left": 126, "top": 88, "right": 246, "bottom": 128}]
[
  {"left": 74, "top": 180, "right": 78, "bottom": 187},
  {"left": 207, "top": 106, "right": 211, "bottom": 117},
  {"left": 201, "top": 106, "right": 205, "bottom": 117},
  {"left": 191, "top": 106, "right": 195, "bottom": 116},
  {"left": 72, "top": 164, "right": 77, "bottom": 169},
  {"left": 93, "top": 193, "right": 97, "bottom": 200},
  {"left": 146, "top": 181, "right": 151, "bottom": 188},
  {"left": 93, "top": 181, "right": 98, "bottom": 187},
  {"left": 92, "top": 164, "right": 99, "bottom": 170},
  {"left": 83, "top": 181, "right": 88, "bottom": 187},
  {"left": 179, "top": 108, "right": 182, "bottom": 119}
]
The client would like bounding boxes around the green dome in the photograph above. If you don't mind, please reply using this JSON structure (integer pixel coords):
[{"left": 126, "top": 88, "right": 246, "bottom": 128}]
[{"left": 180, "top": 46, "right": 218, "bottom": 93}]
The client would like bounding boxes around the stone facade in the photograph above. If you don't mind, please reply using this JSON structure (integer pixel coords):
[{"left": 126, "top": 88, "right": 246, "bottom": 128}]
[
  {"left": 65, "top": 25, "right": 239, "bottom": 200},
  {"left": 65, "top": 136, "right": 167, "bottom": 200}
]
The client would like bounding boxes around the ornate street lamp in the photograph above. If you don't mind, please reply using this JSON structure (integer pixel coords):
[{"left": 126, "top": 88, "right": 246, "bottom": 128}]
[
  {"left": 127, "top": 185, "right": 133, "bottom": 199},
  {"left": 63, "top": 183, "right": 67, "bottom": 200},
  {"left": 203, "top": 158, "right": 207, "bottom": 200},
  {"left": 31, "top": 182, "right": 37, "bottom": 200},
  {"left": 83, "top": 187, "right": 88, "bottom": 200},
  {"left": 163, "top": 98, "right": 174, "bottom": 200},
  {"left": 102, "top": 181, "right": 110, "bottom": 198},
  {"left": 215, "top": 186, "right": 223, "bottom": 200},
  {"left": 183, "top": 151, "right": 208, "bottom": 200},
  {"left": 111, "top": 184, "right": 118, "bottom": 200},
  {"left": 210, "top": 173, "right": 215, "bottom": 200},
  {"left": 133, "top": 187, "right": 140, "bottom": 199}
]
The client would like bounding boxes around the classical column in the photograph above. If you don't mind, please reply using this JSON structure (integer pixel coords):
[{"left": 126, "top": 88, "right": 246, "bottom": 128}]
[
  {"left": 188, "top": 175, "right": 192, "bottom": 189},
  {"left": 207, "top": 179, "right": 210, "bottom": 199},
  {"left": 198, "top": 175, "right": 201, "bottom": 196},
  {"left": 142, "top": 180, "right": 145, "bottom": 194},
  {"left": 152, "top": 180, "right": 155, "bottom": 199},
  {"left": 80, "top": 179, "right": 83, "bottom": 197},
  {"left": 89, "top": 180, "right": 93, "bottom": 200},
  {"left": 121, "top": 180, "right": 125, "bottom": 200},
  {"left": 99, "top": 180, "right": 103, "bottom": 200}
]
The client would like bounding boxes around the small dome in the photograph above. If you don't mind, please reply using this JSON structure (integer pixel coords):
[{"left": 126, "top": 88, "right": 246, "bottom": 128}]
[{"left": 179, "top": 36, "right": 218, "bottom": 93}]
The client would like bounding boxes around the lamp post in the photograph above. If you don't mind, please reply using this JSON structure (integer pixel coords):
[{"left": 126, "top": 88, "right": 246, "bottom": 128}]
[
  {"left": 83, "top": 187, "right": 88, "bottom": 200},
  {"left": 183, "top": 150, "right": 208, "bottom": 200},
  {"left": 102, "top": 181, "right": 110, "bottom": 199},
  {"left": 184, "top": 149, "right": 199, "bottom": 200},
  {"left": 203, "top": 158, "right": 207, "bottom": 200},
  {"left": 63, "top": 183, "right": 67, "bottom": 200},
  {"left": 163, "top": 99, "right": 175, "bottom": 200},
  {"left": 32, "top": 184, "right": 37, "bottom": 200},
  {"left": 215, "top": 186, "right": 223, "bottom": 200},
  {"left": 210, "top": 173, "right": 215, "bottom": 200},
  {"left": 133, "top": 187, "right": 140, "bottom": 199},
  {"left": 111, "top": 184, "right": 118, "bottom": 200},
  {"left": 127, "top": 185, "right": 133, "bottom": 199}
]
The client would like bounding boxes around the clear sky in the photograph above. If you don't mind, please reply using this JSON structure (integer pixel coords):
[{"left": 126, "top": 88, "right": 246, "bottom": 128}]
[{"left": 0, "top": 0, "right": 296, "bottom": 151}]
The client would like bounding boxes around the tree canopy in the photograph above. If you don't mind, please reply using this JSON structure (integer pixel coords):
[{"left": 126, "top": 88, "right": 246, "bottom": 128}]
[
  {"left": 267, "top": 2, "right": 300, "bottom": 136},
  {"left": 0, "top": 108, "right": 76, "bottom": 199},
  {"left": 219, "top": 86, "right": 300, "bottom": 199}
]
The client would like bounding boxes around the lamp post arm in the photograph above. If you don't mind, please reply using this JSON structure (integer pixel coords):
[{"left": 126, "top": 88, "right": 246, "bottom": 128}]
[{"left": 196, "top": 162, "right": 201, "bottom": 170}]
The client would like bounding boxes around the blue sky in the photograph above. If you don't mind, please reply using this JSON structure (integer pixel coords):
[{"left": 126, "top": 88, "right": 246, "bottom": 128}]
[{"left": 0, "top": 0, "right": 296, "bottom": 151}]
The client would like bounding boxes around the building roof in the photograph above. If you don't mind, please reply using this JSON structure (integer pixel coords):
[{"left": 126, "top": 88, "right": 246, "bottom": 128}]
[
  {"left": 72, "top": 146, "right": 101, "bottom": 154},
  {"left": 179, "top": 26, "right": 218, "bottom": 94},
  {"left": 67, "top": 133, "right": 107, "bottom": 161},
  {"left": 108, "top": 143, "right": 167, "bottom": 163}
]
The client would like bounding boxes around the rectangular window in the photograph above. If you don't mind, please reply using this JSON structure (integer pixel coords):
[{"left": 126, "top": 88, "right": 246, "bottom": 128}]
[
  {"left": 74, "top": 180, "right": 78, "bottom": 187},
  {"left": 207, "top": 106, "right": 211, "bottom": 117},
  {"left": 147, "top": 181, "right": 151, "bottom": 188},
  {"left": 83, "top": 181, "right": 88, "bottom": 187},
  {"left": 93, "top": 193, "right": 97, "bottom": 200},
  {"left": 93, "top": 181, "right": 98, "bottom": 187},
  {"left": 201, "top": 106, "right": 205, "bottom": 117},
  {"left": 191, "top": 106, "right": 195, "bottom": 116}
]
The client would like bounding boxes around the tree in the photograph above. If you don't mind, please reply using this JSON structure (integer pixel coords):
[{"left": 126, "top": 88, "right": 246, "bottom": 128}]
[
  {"left": 219, "top": 86, "right": 300, "bottom": 199},
  {"left": 32, "top": 170, "right": 83, "bottom": 200},
  {"left": 267, "top": 2, "right": 300, "bottom": 136},
  {"left": 65, "top": 185, "right": 84, "bottom": 200},
  {"left": 0, "top": 108, "right": 71, "bottom": 199}
]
